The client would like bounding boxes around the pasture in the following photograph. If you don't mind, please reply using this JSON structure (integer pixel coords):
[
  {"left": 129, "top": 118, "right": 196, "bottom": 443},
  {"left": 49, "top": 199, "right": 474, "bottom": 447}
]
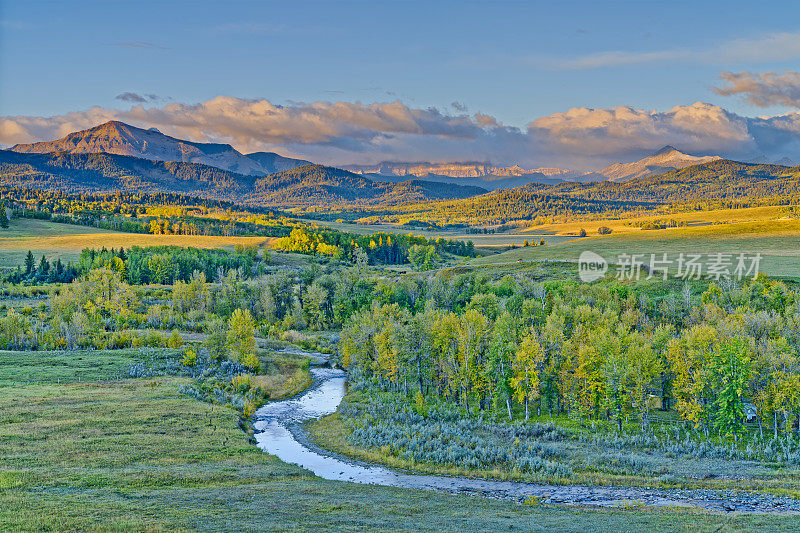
[
  {"left": 0, "top": 218, "right": 272, "bottom": 267},
  {"left": 475, "top": 219, "right": 800, "bottom": 278},
  {"left": 304, "top": 218, "right": 576, "bottom": 247}
]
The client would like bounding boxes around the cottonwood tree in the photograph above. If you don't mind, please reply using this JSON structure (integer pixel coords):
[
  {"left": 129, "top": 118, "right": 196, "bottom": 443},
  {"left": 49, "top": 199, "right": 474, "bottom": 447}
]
[
  {"left": 227, "top": 308, "right": 258, "bottom": 370},
  {"left": 512, "top": 333, "right": 544, "bottom": 420}
]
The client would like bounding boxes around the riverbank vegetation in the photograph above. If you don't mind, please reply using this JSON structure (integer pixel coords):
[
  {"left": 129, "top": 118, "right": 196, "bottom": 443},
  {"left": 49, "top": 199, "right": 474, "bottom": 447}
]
[
  {"left": 6, "top": 202, "right": 800, "bottom": 528},
  {"left": 3, "top": 350, "right": 792, "bottom": 531}
]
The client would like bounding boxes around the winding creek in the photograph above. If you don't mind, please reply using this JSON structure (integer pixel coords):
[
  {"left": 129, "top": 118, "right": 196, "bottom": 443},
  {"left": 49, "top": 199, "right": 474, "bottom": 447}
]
[{"left": 253, "top": 364, "right": 800, "bottom": 514}]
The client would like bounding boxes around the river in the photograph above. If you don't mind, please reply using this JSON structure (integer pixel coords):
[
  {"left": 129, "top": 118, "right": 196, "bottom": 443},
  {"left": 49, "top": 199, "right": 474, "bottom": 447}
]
[{"left": 253, "top": 365, "right": 800, "bottom": 513}]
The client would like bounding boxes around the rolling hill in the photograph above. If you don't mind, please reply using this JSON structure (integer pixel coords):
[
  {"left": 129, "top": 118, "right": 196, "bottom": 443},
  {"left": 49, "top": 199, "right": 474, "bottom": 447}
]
[
  {"left": 0, "top": 150, "right": 485, "bottom": 207},
  {"left": 351, "top": 159, "right": 800, "bottom": 226}
]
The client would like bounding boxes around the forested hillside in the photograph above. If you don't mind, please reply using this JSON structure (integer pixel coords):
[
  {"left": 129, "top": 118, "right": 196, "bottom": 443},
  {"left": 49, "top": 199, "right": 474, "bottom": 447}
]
[
  {"left": 353, "top": 160, "right": 800, "bottom": 225},
  {"left": 0, "top": 151, "right": 485, "bottom": 208}
]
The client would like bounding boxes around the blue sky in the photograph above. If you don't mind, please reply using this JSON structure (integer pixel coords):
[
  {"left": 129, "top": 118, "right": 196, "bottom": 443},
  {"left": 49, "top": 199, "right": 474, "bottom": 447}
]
[{"left": 3, "top": 0, "right": 800, "bottom": 169}]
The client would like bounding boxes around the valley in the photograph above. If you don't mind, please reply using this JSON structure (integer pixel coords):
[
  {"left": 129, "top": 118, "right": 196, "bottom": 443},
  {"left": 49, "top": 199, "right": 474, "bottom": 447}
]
[{"left": 6, "top": 8, "right": 800, "bottom": 527}]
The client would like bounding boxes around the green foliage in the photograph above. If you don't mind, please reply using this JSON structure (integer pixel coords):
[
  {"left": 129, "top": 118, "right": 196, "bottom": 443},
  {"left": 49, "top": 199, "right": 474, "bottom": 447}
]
[
  {"left": 341, "top": 272, "right": 800, "bottom": 436},
  {"left": 0, "top": 201, "right": 8, "bottom": 228},
  {"left": 709, "top": 338, "right": 752, "bottom": 438},
  {"left": 227, "top": 308, "right": 258, "bottom": 370}
]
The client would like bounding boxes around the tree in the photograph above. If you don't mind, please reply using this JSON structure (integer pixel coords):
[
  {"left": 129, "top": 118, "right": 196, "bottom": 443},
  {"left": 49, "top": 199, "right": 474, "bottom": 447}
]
[
  {"left": 204, "top": 316, "right": 228, "bottom": 361},
  {"left": 423, "top": 245, "right": 440, "bottom": 270},
  {"left": 488, "top": 311, "right": 518, "bottom": 420},
  {"left": 667, "top": 324, "right": 718, "bottom": 433},
  {"left": 0, "top": 203, "right": 9, "bottom": 229},
  {"left": 407, "top": 244, "right": 427, "bottom": 270},
  {"left": 37, "top": 255, "right": 50, "bottom": 278},
  {"left": 627, "top": 328, "right": 666, "bottom": 429},
  {"left": 227, "top": 308, "right": 258, "bottom": 370},
  {"left": 710, "top": 338, "right": 752, "bottom": 439},
  {"left": 304, "top": 281, "right": 330, "bottom": 329},
  {"left": 24, "top": 250, "right": 35, "bottom": 275},
  {"left": 511, "top": 333, "right": 544, "bottom": 420},
  {"left": 148, "top": 253, "right": 174, "bottom": 284},
  {"left": 600, "top": 330, "right": 631, "bottom": 431}
]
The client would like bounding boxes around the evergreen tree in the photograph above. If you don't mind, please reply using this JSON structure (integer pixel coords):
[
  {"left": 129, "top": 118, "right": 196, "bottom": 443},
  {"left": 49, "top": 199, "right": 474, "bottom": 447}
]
[
  {"left": 38, "top": 255, "right": 50, "bottom": 277},
  {"left": 24, "top": 250, "right": 35, "bottom": 275},
  {"left": 0, "top": 202, "right": 9, "bottom": 229}
]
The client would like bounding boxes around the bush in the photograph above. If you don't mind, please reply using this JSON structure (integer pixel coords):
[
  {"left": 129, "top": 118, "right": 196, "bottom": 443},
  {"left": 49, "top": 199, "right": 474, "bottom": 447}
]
[
  {"left": 181, "top": 349, "right": 197, "bottom": 366},
  {"left": 167, "top": 330, "right": 184, "bottom": 349}
]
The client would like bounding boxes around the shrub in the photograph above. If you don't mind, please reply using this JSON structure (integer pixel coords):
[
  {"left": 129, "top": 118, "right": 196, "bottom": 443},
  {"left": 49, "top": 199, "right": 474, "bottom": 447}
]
[
  {"left": 181, "top": 349, "right": 197, "bottom": 367},
  {"left": 167, "top": 330, "right": 184, "bottom": 349}
]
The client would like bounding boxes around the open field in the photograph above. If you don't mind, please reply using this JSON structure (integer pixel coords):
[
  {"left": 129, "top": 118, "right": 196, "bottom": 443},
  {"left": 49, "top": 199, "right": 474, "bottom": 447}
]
[
  {"left": 473, "top": 219, "right": 800, "bottom": 278},
  {"left": 1, "top": 349, "right": 797, "bottom": 531},
  {"left": 517, "top": 205, "right": 800, "bottom": 237},
  {"left": 308, "top": 205, "right": 800, "bottom": 251},
  {"left": 303, "top": 218, "right": 576, "bottom": 247},
  {"left": 0, "top": 348, "right": 174, "bottom": 386},
  {"left": 0, "top": 219, "right": 272, "bottom": 267}
]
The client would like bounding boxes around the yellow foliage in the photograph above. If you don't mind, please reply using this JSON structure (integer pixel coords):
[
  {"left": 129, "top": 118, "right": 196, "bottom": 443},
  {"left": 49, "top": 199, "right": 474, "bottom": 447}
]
[
  {"left": 167, "top": 330, "right": 184, "bottom": 349},
  {"left": 181, "top": 349, "right": 197, "bottom": 367},
  {"left": 231, "top": 373, "right": 252, "bottom": 389}
]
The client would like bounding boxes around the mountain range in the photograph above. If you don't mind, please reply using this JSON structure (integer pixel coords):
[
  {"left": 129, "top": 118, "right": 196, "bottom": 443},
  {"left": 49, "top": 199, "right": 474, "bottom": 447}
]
[
  {"left": 5, "top": 120, "right": 794, "bottom": 213},
  {"left": 343, "top": 161, "right": 572, "bottom": 190},
  {"left": 1, "top": 122, "right": 486, "bottom": 207},
  {"left": 10, "top": 121, "right": 311, "bottom": 176},
  {"left": 341, "top": 146, "right": 725, "bottom": 189},
  {"left": 0, "top": 150, "right": 486, "bottom": 207},
  {"left": 575, "top": 146, "right": 722, "bottom": 182}
]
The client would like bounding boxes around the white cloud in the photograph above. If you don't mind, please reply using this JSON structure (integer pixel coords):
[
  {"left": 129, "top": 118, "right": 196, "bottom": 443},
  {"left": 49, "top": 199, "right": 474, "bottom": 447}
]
[
  {"left": 3, "top": 96, "right": 800, "bottom": 170},
  {"left": 714, "top": 70, "right": 800, "bottom": 108},
  {"left": 550, "top": 32, "right": 800, "bottom": 70}
]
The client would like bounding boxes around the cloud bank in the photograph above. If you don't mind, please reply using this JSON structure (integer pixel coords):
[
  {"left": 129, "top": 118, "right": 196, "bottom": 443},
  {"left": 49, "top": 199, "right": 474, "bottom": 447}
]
[
  {"left": 3, "top": 92, "right": 800, "bottom": 170},
  {"left": 714, "top": 70, "right": 800, "bottom": 108}
]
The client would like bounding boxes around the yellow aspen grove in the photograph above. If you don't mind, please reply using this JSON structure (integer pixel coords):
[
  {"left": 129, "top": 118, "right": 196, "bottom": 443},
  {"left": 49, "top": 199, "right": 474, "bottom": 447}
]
[{"left": 511, "top": 333, "right": 544, "bottom": 420}]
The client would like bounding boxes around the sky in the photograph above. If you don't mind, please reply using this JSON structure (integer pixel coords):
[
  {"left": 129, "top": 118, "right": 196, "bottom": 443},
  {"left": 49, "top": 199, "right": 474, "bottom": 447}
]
[{"left": 4, "top": 0, "right": 800, "bottom": 170}]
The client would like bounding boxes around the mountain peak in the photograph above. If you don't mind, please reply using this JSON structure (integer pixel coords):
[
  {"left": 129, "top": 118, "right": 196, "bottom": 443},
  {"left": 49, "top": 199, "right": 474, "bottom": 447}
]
[
  {"left": 584, "top": 147, "right": 722, "bottom": 182},
  {"left": 652, "top": 145, "right": 680, "bottom": 156},
  {"left": 11, "top": 121, "right": 274, "bottom": 175}
]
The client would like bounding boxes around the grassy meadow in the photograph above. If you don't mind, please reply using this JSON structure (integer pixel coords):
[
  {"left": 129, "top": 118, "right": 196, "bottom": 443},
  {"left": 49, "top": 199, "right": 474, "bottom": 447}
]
[
  {"left": 0, "top": 218, "right": 273, "bottom": 267},
  {"left": 474, "top": 218, "right": 800, "bottom": 278},
  {"left": 306, "top": 218, "right": 576, "bottom": 247},
  {"left": 1, "top": 349, "right": 798, "bottom": 532},
  {"left": 5, "top": 205, "right": 800, "bottom": 531}
]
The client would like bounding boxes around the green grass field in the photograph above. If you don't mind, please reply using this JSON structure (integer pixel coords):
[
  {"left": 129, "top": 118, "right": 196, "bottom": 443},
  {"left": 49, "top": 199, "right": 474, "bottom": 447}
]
[
  {"left": 474, "top": 219, "right": 800, "bottom": 278},
  {"left": 0, "top": 219, "right": 272, "bottom": 267},
  {"left": 305, "top": 218, "right": 575, "bottom": 247},
  {"left": 2, "top": 349, "right": 797, "bottom": 531}
]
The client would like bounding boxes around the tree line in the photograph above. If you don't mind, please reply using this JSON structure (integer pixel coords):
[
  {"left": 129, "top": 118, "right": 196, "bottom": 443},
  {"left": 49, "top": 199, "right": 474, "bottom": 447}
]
[{"left": 341, "top": 274, "right": 800, "bottom": 439}]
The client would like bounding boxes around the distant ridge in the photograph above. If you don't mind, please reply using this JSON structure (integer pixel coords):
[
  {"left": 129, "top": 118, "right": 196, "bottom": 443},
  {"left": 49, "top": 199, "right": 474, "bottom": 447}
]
[{"left": 343, "top": 161, "right": 572, "bottom": 190}]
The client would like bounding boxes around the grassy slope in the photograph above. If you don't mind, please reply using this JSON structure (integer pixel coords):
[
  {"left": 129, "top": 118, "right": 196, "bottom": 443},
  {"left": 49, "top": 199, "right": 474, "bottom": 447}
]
[
  {"left": 2, "top": 351, "right": 797, "bottom": 531},
  {"left": 474, "top": 219, "right": 800, "bottom": 277},
  {"left": 0, "top": 218, "right": 270, "bottom": 267}
]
